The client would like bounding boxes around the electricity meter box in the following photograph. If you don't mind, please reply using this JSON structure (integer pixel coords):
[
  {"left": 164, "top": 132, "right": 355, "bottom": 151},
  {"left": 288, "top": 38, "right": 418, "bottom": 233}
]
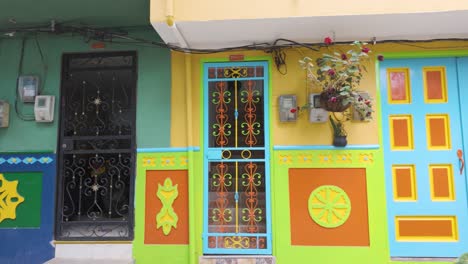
[
  {"left": 309, "top": 94, "right": 329, "bottom": 123},
  {"left": 278, "top": 95, "right": 297, "bottom": 122},
  {"left": 34, "top": 95, "right": 55, "bottom": 122},
  {"left": 18, "top": 75, "right": 39, "bottom": 103},
  {"left": 0, "top": 100, "right": 9, "bottom": 127}
]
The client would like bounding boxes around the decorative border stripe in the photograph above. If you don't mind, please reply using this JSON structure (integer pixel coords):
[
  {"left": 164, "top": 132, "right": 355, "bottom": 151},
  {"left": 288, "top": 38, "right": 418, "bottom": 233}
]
[
  {"left": 0, "top": 156, "right": 54, "bottom": 165},
  {"left": 137, "top": 147, "right": 200, "bottom": 153},
  {"left": 273, "top": 145, "right": 380, "bottom": 150}
]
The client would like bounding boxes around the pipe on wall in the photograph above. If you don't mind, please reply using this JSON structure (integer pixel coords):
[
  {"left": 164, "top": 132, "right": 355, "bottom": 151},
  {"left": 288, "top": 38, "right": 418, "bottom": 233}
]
[
  {"left": 166, "top": 0, "right": 189, "bottom": 48},
  {"left": 185, "top": 53, "right": 196, "bottom": 264}
]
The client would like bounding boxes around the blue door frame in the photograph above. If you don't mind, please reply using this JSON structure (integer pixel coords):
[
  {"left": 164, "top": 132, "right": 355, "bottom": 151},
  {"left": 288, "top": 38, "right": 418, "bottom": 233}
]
[
  {"left": 202, "top": 61, "right": 272, "bottom": 254},
  {"left": 381, "top": 57, "right": 468, "bottom": 257}
]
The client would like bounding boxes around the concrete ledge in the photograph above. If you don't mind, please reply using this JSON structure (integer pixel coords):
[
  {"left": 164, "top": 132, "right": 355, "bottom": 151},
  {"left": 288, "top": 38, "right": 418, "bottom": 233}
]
[
  {"left": 54, "top": 244, "right": 132, "bottom": 259},
  {"left": 45, "top": 258, "right": 134, "bottom": 264},
  {"left": 199, "top": 256, "right": 276, "bottom": 264}
]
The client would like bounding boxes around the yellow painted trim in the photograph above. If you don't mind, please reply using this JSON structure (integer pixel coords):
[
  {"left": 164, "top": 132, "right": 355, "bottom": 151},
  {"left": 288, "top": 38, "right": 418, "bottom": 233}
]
[
  {"left": 395, "top": 216, "right": 458, "bottom": 242},
  {"left": 392, "top": 165, "right": 417, "bottom": 201},
  {"left": 387, "top": 68, "right": 411, "bottom": 104},
  {"left": 389, "top": 115, "right": 414, "bottom": 150},
  {"left": 429, "top": 164, "right": 455, "bottom": 201},
  {"left": 423, "top": 67, "right": 447, "bottom": 104},
  {"left": 426, "top": 114, "right": 451, "bottom": 150}
]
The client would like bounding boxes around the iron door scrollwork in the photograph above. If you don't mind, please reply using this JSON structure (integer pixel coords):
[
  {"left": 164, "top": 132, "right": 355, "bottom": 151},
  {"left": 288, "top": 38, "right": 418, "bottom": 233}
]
[{"left": 56, "top": 52, "right": 137, "bottom": 240}]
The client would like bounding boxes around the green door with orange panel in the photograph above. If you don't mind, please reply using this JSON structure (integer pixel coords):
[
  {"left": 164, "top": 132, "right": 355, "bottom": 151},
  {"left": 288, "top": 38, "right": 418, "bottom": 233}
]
[{"left": 380, "top": 57, "right": 468, "bottom": 257}]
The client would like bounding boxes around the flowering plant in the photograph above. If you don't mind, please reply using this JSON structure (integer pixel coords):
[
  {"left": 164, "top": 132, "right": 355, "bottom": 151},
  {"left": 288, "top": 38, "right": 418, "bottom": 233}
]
[{"left": 298, "top": 38, "right": 382, "bottom": 121}]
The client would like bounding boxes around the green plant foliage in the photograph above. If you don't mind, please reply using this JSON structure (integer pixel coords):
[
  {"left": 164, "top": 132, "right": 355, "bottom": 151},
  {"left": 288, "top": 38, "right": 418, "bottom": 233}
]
[
  {"left": 299, "top": 40, "right": 374, "bottom": 121},
  {"left": 455, "top": 253, "right": 468, "bottom": 264}
]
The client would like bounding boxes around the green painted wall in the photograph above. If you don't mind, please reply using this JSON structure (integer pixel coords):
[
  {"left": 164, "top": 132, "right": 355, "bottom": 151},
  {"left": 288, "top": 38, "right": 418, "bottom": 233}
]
[{"left": 0, "top": 27, "right": 171, "bottom": 152}]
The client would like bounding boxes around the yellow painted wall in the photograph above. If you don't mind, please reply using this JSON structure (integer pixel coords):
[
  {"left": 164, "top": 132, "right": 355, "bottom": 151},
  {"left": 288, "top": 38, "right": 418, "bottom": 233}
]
[
  {"left": 170, "top": 41, "right": 468, "bottom": 148},
  {"left": 152, "top": 0, "right": 468, "bottom": 22}
]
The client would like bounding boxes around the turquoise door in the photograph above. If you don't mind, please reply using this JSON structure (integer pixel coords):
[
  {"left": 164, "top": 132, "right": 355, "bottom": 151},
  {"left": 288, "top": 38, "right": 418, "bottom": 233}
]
[
  {"left": 202, "top": 62, "right": 272, "bottom": 254},
  {"left": 381, "top": 57, "right": 468, "bottom": 257}
]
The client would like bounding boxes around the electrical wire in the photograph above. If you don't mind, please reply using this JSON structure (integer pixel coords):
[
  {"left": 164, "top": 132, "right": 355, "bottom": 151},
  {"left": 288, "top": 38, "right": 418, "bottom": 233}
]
[
  {"left": 34, "top": 35, "right": 48, "bottom": 94},
  {"left": 15, "top": 37, "right": 36, "bottom": 121}
]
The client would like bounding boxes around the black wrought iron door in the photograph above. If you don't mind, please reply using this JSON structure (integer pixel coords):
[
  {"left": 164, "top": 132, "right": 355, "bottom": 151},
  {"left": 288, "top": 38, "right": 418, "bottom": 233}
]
[{"left": 56, "top": 52, "right": 137, "bottom": 240}]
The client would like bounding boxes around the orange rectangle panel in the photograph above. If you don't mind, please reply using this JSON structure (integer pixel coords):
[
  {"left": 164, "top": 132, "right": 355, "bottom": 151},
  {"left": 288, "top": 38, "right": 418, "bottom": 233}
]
[
  {"left": 426, "top": 114, "right": 451, "bottom": 150},
  {"left": 289, "top": 168, "right": 369, "bottom": 246},
  {"left": 390, "top": 115, "right": 413, "bottom": 150},
  {"left": 387, "top": 68, "right": 410, "bottom": 103},
  {"left": 396, "top": 216, "right": 458, "bottom": 241},
  {"left": 424, "top": 67, "right": 447, "bottom": 103},
  {"left": 144, "top": 170, "right": 189, "bottom": 244},
  {"left": 392, "top": 165, "right": 416, "bottom": 201},
  {"left": 430, "top": 165, "right": 454, "bottom": 200}
]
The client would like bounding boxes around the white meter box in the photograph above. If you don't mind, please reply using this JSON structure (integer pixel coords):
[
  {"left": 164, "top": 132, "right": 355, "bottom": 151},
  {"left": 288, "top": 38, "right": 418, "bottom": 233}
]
[{"left": 34, "top": 95, "right": 55, "bottom": 122}]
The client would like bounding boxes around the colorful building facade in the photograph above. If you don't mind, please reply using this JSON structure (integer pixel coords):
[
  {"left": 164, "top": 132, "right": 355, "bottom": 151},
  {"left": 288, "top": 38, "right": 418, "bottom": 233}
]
[{"left": 1, "top": 1, "right": 468, "bottom": 264}]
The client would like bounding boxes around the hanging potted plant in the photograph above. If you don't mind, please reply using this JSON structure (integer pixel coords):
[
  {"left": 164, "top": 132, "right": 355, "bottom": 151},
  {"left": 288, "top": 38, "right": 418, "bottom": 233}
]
[
  {"left": 298, "top": 38, "right": 378, "bottom": 120},
  {"left": 329, "top": 114, "right": 347, "bottom": 147}
]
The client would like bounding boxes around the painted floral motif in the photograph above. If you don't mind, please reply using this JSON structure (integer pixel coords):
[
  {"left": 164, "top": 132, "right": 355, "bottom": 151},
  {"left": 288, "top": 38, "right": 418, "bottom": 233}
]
[
  {"left": 180, "top": 156, "right": 188, "bottom": 166},
  {"left": 297, "top": 154, "right": 313, "bottom": 163},
  {"left": 318, "top": 154, "right": 333, "bottom": 164},
  {"left": 278, "top": 155, "right": 292, "bottom": 165},
  {"left": 142, "top": 157, "right": 156, "bottom": 167},
  {"left": 156, "top": 177, "right": 179, "bottom": 235},
  {"left": 0, "top": 174, "right": 25, "bottom": 223},
  {"left": 336, "top": 154, "right": 352, "bottom": 164},
  {"left": 359, "top": 153, "right": 374, "bottom": 164},
  {"left": 161, "top": 157, "right": 175, "bottom": 167}
]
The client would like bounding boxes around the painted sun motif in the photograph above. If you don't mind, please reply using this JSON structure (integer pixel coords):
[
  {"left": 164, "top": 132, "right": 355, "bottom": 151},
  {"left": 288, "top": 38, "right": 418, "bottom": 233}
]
[
  {"left": 308, "top": 185, "right": 351, "bottom": 228},
  {"left": 0, "top": 174, "right": 25, "bottom": 223}
]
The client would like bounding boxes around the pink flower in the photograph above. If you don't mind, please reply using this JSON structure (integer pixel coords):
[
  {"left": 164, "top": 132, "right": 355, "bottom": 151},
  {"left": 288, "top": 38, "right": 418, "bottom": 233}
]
[
  {"left": 377, "top": 55, "right": 384, "bottom": 61},
  {"left": 327, "top": 69, "right": 336, "bottom": 76},
  {"left": 324, "top": 37, "right": 333, "bottom": 45},
  {"left": 341, "top": 54, "right": 347, "bottom": 60},
  {"left": 329, "top": 97, "right": 337, "bottom": 102},
  {"left": 362, "top": 47, "right": 370, "bottom": 53},
  {"left": 365, "top": 100, "right": 371, "bottom": 105}
]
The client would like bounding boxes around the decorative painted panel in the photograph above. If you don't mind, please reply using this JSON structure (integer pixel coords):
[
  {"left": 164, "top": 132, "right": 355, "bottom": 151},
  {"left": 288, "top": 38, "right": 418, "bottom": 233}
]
[
  {"left": 426, "top": 114, "right": 451, "bottom": 150},
  {"left": 392, "top": 165, "right": 417, "bottom": 201},
  {"left": 144, "top": 170, "right": 188, "bottom": 244},
  {"left": 0, "top": 153, "right": 55, "bottom": 264},
  {"left": 423, "top": 67, "right": 447, "bottom": 103},
  {"left": 387, "top": 68, "right": 411, "bottom": 104},
  {"left": 389, "top": 115, "right": 414, "bottom": 150},
  {"left": 289, "top": 168, "right": 369, "bottom": 246},
  {"left": 396, "top": 216, "right": 458, "bottom": 241},
  {"left": 0, "top": 172, "right": 40, "bottom": 227},
  {"left": 429, "top": 165, "right": 454, "bottom": 201}
]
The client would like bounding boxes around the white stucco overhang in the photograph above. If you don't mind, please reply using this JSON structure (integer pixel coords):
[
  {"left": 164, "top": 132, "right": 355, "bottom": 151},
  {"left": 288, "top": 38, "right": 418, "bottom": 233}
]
[{"left": 152, "top": 10, "right": 468, "bottom": 49}]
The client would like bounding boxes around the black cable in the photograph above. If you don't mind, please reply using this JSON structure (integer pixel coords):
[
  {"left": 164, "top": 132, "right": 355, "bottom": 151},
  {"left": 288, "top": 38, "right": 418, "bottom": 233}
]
[
  {"left": 34, "top": 35, "right": 48, "bottom": 94},
  {"left": 15, "top": 37, "right": 36, "bottom": 121}
]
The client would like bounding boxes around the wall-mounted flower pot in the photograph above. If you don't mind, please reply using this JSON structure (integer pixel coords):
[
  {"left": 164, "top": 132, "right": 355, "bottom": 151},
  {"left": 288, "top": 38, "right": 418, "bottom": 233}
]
[{"left": 333, "top": 136, "right": 347, "bottom": 147}]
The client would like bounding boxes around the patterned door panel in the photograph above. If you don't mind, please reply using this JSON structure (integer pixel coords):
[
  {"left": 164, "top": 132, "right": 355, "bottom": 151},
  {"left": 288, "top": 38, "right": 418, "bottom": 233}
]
[
  {"left": 380, "top": 58, "right": 468, "bottom": 257},
  {"left": 203, "top": 62, "right": 271, "bottom": 254}
]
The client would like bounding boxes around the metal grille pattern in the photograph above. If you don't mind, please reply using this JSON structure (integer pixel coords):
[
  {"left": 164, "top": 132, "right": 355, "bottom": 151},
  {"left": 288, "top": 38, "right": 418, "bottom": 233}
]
[
  {"left": 205, "top": 64, "right": 270, "bottom": 253},
  {"left": 56, "top": 52, "right": 136, "bottom": 240}
]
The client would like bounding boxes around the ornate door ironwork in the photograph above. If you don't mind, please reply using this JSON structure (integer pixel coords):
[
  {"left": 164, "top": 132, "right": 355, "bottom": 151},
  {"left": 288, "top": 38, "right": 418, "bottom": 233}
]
[
  {"left": 55, "top": 52, "right": 137, "bottom": 240},
  {"left": 203, "top": 62, "right": 272, "bottom": 254}
]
